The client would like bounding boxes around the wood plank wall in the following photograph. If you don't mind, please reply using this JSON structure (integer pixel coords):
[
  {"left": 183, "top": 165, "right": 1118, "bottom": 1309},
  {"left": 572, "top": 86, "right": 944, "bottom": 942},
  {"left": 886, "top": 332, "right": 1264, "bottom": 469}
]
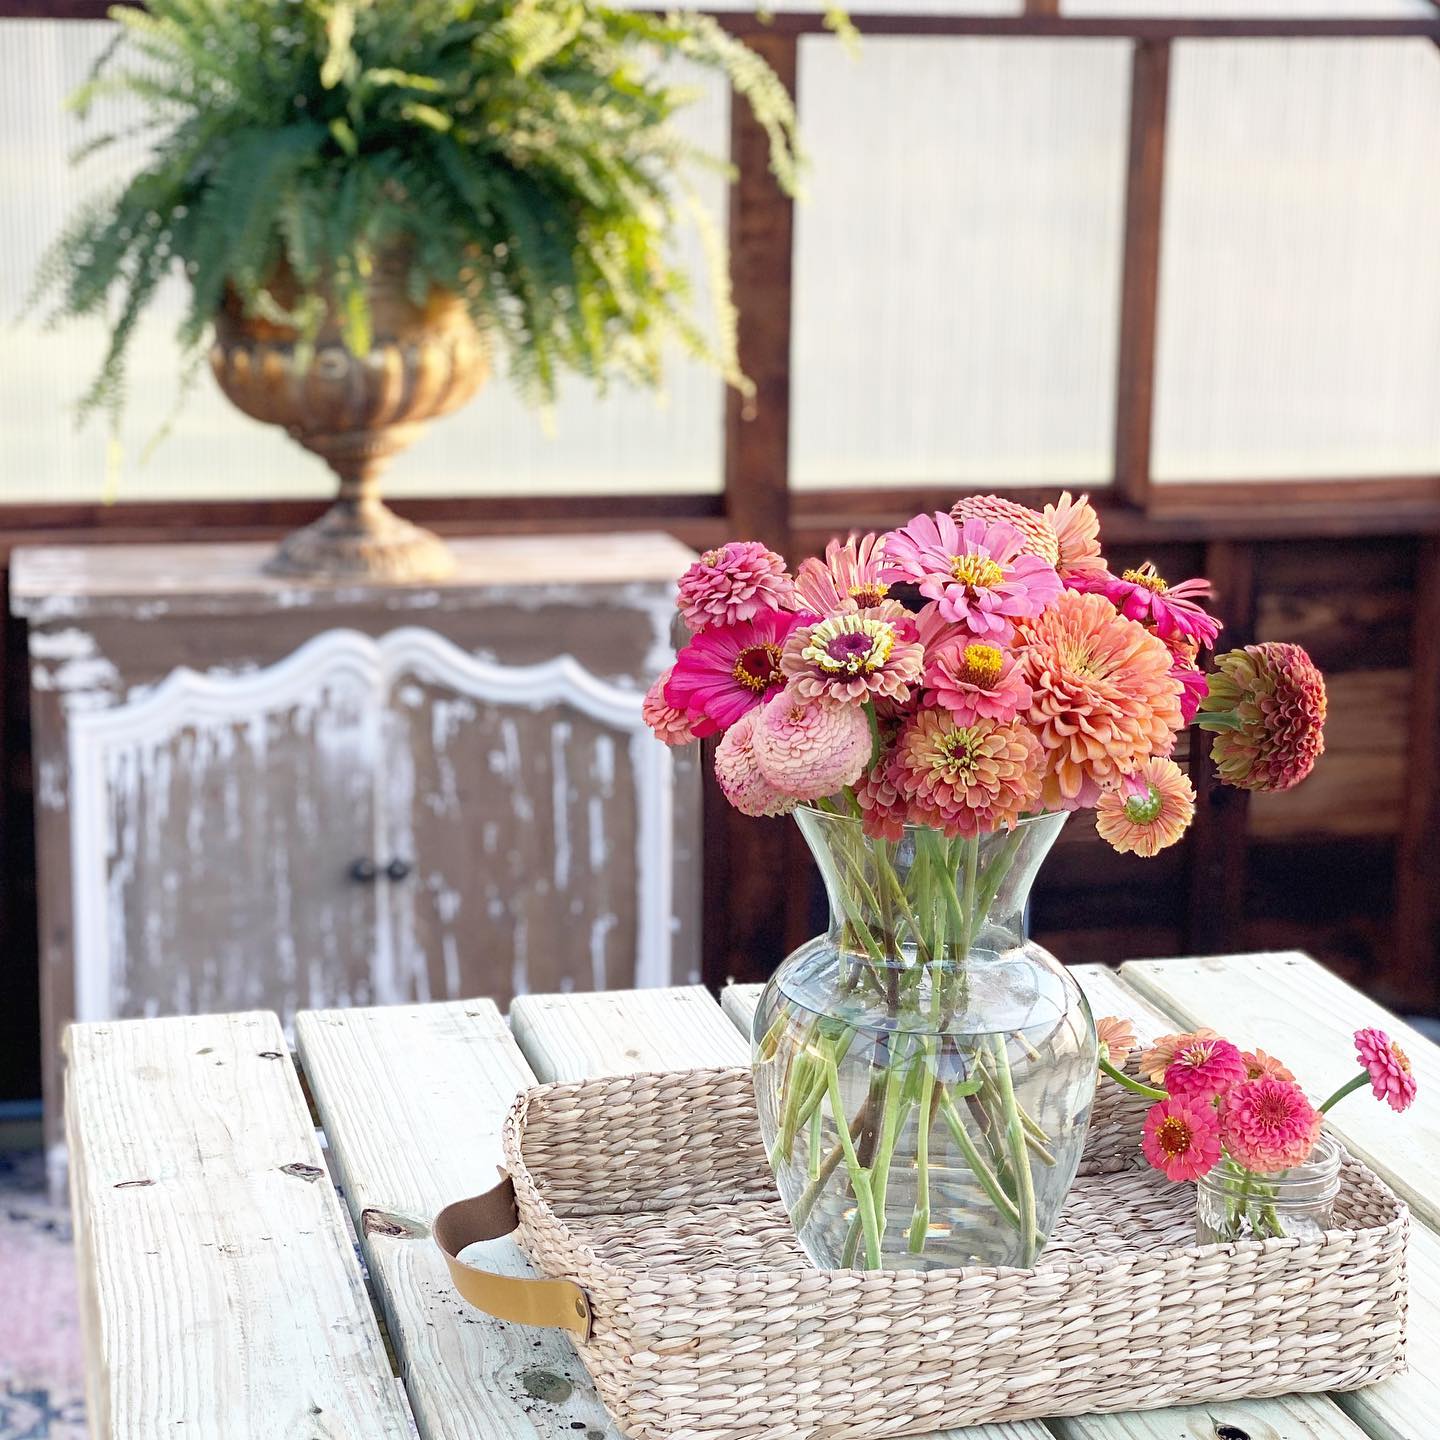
[{"left": 1, "top": 10, "right": 1438, "bottom": 1098}]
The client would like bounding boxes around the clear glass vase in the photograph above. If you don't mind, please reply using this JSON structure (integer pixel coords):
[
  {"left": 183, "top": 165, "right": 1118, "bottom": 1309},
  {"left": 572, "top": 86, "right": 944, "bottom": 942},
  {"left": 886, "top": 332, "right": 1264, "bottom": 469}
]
[
  {"left": 1195, "top": 1135, "right": 1342, "bottom": 1244},
  {"left": 751, "top": 807, "right": 1098, "bottom": 1272}
]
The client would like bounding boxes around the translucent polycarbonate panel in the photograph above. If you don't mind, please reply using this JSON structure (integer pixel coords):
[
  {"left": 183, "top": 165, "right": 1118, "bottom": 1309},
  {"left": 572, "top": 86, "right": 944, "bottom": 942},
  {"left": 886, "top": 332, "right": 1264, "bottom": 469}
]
[
  {"left": 0, "top": 21, "right": 725, "bottom": 504},
  {"left": 1068, "top": 0, "right": 1433, "bottom": 16},
  {"left": 1153, "top": 40, "right": 1440, "bottom": 482},
  {"left": 790, "top": 38, "right": 1130, "bottom": 490}
]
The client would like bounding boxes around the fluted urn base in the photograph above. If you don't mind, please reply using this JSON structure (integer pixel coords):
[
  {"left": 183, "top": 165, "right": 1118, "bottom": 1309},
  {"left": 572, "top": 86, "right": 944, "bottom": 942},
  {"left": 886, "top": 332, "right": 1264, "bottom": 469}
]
[{"left": 263, "top": 497, "right": 455, "bottom": 582}]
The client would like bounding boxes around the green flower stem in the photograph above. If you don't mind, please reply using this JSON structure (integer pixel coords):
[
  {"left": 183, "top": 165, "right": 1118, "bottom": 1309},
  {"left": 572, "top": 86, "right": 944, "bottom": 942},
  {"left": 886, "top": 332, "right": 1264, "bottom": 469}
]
[
  {"left": 791, "top": 1096, "right": 871, "bottom": 1231},
  {"left": 1319, "top": 1071, "right": 1370, "bottom": 1114},
  {"left": 826, "top": 1056, "right": 881, "bottom": 1269},
  {"left": 990, "top": 1033, "right": 1038, "bottom": 1266},
  {"left": 1098, "top": 1056, "right": 1168, "bottom": 1100},
  {"left": 938, "top": 1093, "right": 1023, "bottom": 1233},
  {"left": 909, "top": 1046, "right": 937, "bottom": 1254},
  {"left": 807, "top": 1103, "right": 823, "bottom": 1181}
]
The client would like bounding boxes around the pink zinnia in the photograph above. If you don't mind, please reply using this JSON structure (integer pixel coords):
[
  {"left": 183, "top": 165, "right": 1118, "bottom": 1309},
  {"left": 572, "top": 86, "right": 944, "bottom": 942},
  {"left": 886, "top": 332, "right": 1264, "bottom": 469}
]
[
  {"left": 1172, "top": 661, "right": 1208, "bottom": 724},
  {"left": 1137, "top": 1029, "right": 1219, "bottom": 1087},
  {"left": 794, "top": 532, "right": 891, "bottom": 614},
  {"left": 924, "top": 639, "right": 1033, "bottom": 725},
  {"left": 1142, "top": 1096, "right": 1222, "bottom": 1183},
  {"left": 713, "top": 709, "right": 795, "bottom": 818},
  {"left": 854, "top": 752, "right": 910, "bottom": 841},
  {"left": 879, "top": 512, "right": 1062, "bottom": 639},
  {"left": 1355, "top": 1028, "right": 1418, "bottom": 1113},
  {"left": 664, "top": 608, "right": 812, "bottom": 737},
  {"left": 890, "top": 709, "right": 1042, "bottom": 839},
  {"left": 1069, "top": 563, "right": 1222, "bottom": 649},
  {"left": 642, "top": 666, "right": 697, "bottom": 746},
  {"left": 1219, "top": 1077, "right": 1322, "bottom": 1173},
  {"left": 950, "top": 494, "right": 1060, "bottom": 568},
  {"left": 1163, "top": 1035, "right": 1247, "bottom": 1099},
  {"left": 780, "top": 603, "right": 924, "bottom": 705},
  {"left": 676, "top": 541, "right": 798, "bottom": 631},
  {"left": 751, "top": 685, "right": 873, "bottom": 801}
]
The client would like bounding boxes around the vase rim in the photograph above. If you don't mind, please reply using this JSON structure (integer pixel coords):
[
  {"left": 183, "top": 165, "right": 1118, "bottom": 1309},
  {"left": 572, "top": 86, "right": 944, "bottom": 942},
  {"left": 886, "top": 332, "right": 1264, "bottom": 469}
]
[{"left": 795, "top": 804, "right": 1068, "bottom": 836}]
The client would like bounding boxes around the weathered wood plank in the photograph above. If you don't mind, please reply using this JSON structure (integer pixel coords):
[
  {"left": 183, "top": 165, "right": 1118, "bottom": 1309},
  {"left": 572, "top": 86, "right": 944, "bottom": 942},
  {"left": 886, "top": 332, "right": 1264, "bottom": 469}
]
[
  {"left": 1121, "top": 951, "right": 1440, "bottom": 1229},
  {"left": 1109, "top": 955, "right": 1440, "bottom": 1440},
  {"left": 719, "top": 980, "right": 762, "bottom": 1039},
  {"left": 65, "top": 1010, "right": 414, "bottom": 1440},
  {"left": 295, "top": 1001, "right": 620, "bottom": 1440},
  {"left": 1051, "top": 1393, "right": 1372, "bottom": 1440},
  {"left": 509, "top": 985, "right": 748, "bottom": 1081}
]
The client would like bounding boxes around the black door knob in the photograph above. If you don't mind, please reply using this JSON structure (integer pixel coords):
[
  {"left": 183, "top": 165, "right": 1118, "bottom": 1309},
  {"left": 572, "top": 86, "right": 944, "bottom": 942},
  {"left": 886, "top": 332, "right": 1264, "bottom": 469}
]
[
  {"left": 349, "top": 857, "right": 378, "bottom": 884},
  {"left": 385, "top": 857, "right": 413, "bottom": 882}
]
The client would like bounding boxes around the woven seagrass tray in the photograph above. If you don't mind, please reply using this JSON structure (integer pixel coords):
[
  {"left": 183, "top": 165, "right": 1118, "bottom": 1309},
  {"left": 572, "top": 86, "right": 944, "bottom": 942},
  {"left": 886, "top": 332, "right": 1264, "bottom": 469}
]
[{"left": 435, "top": 1065, "right": 1409, "bottom": 1440}]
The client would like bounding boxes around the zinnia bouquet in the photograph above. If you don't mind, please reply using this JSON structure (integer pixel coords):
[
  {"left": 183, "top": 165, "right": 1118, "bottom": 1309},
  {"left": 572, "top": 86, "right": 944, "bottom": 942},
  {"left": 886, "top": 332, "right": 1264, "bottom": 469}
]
[
  {"left": 1096, "top": 1018, "right": 1417, "bottom": 1241},
  {"left": 644, "top": 492, "right": 1328, "bottom": 1269}
]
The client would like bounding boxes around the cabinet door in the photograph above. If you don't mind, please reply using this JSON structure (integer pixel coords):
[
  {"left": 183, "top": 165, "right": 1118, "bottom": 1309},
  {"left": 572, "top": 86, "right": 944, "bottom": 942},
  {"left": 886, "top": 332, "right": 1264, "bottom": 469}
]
[
  {"left": 376, "top": 628, "right": 691, "bottom": 1007},
  {"left": 67, "top": 631, "right": 384, "bottom": 1024}
]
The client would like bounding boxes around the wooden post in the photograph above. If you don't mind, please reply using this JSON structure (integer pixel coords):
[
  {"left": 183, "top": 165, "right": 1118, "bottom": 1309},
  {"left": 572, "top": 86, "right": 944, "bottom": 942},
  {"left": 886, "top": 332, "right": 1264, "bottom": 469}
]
[
  {"left": 1113, "top": 39, "right": 1171, "bottom": 509},
  {"left": 1394, "top": 537, "right": 1440, "bottom": 1011},
  {"left": 1186, "top": 541, "right": 1255, "bottom": 953}
]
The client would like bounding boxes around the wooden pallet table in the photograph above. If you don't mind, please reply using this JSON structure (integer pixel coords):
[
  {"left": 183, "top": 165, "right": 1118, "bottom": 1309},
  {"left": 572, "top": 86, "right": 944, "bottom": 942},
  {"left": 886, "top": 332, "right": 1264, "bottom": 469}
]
[{"left": 65, "top": 952, "right": 1430, "bottom": 1439}]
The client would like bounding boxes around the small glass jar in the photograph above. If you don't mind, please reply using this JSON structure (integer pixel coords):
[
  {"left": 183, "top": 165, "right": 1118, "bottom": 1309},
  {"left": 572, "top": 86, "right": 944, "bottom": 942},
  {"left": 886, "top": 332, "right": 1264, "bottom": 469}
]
[{"left": 1195, "top": 1134, "right": 1342, "bottom": 1244}]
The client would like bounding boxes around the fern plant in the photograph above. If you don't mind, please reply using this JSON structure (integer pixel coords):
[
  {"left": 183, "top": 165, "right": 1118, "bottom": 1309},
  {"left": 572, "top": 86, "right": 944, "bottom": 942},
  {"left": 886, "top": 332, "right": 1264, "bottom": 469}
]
[{"left": 34, "top": 0, "right": 802, "bottom": 423}]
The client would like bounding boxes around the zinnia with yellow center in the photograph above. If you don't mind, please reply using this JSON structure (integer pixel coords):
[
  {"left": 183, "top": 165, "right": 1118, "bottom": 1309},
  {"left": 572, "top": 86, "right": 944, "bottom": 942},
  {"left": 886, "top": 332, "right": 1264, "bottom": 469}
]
[
  {"left": 1017, "top": 590, "right": 1184, "bottom": 810},
  {"left": 1094, "top": 756, "right": 1195, "bottom": 857}
]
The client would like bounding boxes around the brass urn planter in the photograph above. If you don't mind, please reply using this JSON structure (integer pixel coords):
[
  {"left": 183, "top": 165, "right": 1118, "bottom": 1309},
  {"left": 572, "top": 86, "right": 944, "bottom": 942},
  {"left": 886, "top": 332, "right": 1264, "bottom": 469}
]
[{"left": 210, "top": 260, "right": 488, "bottom": 582}]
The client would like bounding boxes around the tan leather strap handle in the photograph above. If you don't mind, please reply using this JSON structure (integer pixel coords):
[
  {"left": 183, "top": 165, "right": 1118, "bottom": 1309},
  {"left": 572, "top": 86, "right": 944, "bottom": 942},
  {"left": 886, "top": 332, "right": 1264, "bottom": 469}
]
[{"left": 433, "top": 1177, "right": 593, "bottom": 1339}]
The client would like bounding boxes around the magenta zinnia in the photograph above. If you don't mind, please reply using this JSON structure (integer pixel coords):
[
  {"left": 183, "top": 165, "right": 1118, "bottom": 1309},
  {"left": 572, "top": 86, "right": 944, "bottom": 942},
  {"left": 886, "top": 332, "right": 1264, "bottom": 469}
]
[
  {"left": 664, "top": 608, "right": 811, "bottom": 737},
  {"left": 1142, "top": 1096, "right": 1222, "bottom": 1183},
  {"left": 676, "top": 541, "right": 797, "bottom": 632},
  {"left": 1069, "top": 563, "right": 1221, "bottom": 649},
  {"left": 890, "top": 710, "right": 1042, "bottom": 838},
  {"left": 1199, "top": 642, "right": 1327, "bottom": 793},
  {"left": 1162, "top": 1035, "right": 1247, "bottom": 1099},
  {"left": 1355, "top": 1028, "right": 1417, "bottom": 1113},
  {"left": 1219, "top": 1077, "right": 1322, "bottom": 1173},
  {"left": 780, "top": 603, "right": 924, "bottom": 704},
  {"left": 880, "top": 512, "right": 1062, "bottom": 638}
]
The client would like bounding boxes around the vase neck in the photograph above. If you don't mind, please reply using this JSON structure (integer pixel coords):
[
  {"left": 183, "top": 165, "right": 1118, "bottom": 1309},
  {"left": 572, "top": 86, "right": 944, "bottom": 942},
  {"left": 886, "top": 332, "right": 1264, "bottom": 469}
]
[{"left": 795, "top": 808, "right": 1066, "bottom": 965}]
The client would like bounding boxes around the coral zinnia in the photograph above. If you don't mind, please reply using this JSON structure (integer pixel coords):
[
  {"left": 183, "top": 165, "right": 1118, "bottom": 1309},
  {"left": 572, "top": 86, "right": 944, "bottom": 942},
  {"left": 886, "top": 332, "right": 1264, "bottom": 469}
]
[
  {"left": 794, "top": 532, "right": 891, "bottom": 614},
  {"left": 1200, "top": 642, "right": 1327, "bottom": 793},
  {"left": 664, "top": 608, "right": 812, "bottom": 737},
  {"left": 1070, "top": 563, "right": 1222, "bottom": 649},
  {"left": 854, "top": 752, "right": 910, "bottom": 841},
  {"left": 642, "top": 666, "right": 697, "bottom": 746},
  {"left": 1095, "top": 756, "right": 1195, "bottom": 858},
  {"left": 713, "top": 709, "right": 796, "bottom": 818},
  {"left": 1142, "top": 1096, "right": 1222, "bottom": 1183},
  {"left": 1163, "top": 1035, "right": 1247, "bottom": 1099},
  {"left": 1017, "top": 590, "right": 1184, "bottom": 810},
  {"left": 676, "top": 541, "right": 797, "bottom": 631},
  {"left": 924, "top": 639, "right": 1033, "bottom": 726},
  {"left": 1096, "top": 1015, "right": 1138, "bottom": 1070},
  {"left": 1138, "top": 1029, "right": 1219, "bottom": 1087},
  {"left": 1355, "top": 1028, "right": 1418, "bottom": 1113},
  {"left": 890, "top": 709, "right": 1042, "bottom": 838},
  {"left": 780, "top": 604, "right": 924, "bottom": 704},
  {"left": 1044, "top": 491, "right": 1108, "bottom": 582},
  {"left": 751, "top": 685, "right": 874, "bottom": 800},
  {"left": 1241, "top": 1049, "right": 1296, "bottom": 1083},
  {"left": 1219, "top": 1077, "right": 1322, "bottom": 1173},
  {"left": 880, "top": 512, "right": 1062, "bottom": 638},
  {"left": 950, "top": 494, "right": 1061, "bottom": 568}
]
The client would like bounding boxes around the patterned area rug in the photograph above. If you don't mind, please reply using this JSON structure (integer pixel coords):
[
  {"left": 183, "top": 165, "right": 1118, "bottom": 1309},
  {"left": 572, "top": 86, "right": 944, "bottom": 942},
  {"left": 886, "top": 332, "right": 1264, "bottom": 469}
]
[{"left": 0, "top": 1152, "right": 85, "bottom": 1440}]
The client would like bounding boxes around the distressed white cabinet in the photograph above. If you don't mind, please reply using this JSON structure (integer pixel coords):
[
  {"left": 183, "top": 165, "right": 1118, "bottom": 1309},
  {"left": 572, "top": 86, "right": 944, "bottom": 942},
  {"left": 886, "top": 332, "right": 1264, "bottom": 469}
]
[{"left": 12, "top": 533, "right": 700, "bottom": 1172}]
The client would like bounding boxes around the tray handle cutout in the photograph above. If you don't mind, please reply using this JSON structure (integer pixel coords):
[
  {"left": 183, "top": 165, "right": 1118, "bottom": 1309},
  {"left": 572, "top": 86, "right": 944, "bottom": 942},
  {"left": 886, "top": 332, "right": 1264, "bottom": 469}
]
[{"left": 434, "top": 1176, "right": 593, "bottom": 1339}]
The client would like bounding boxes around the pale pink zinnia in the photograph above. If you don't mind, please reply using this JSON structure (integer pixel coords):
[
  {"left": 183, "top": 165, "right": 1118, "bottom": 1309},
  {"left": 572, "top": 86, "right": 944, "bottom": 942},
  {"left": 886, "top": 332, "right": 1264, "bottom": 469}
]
[
  {"left": 1044, "top": 491, "right": 1108, "bottom": 582},
  {"left": 780, "top": 603, "right": 924, "bottom": 704},
  {"left": 1355, "top": 1028, "right": 1418, "bottom": 1113},
  {"left": 1163, "top": 1035, "right": 1247, "bottom": 1099},
  {"left": 924, "top": 639, "right": 1033, "bottom": 725},
  {"left": 1219, "top": 1077, "right": 1322, "bottom": 1173},
  {"left": 751, "top": 685, "right": 874, "bottom": 801},
  {"left": 1017, "top": 590, "right": 1185, "bottom": 811},
  {"left": 642, "top": 667, "right": 697, "bottom": 746},
  {"left": 1096, "top": 1015, "right": 1138, "bottom": 1070},
  {"left": 880, "top": 512, "right": 1063, "bottom": 639},
  {"left": 1069, "top": 563, "right": 1222, "bottom": 649},
  {"left": 664, "top": 608, "right": 812, "bottom": 737},
  {"left": 794, "top": 532, "right": 891, "bottom": 614},
  {"left": 1095, "top": 756, "right": 1195, "bottom": 858},
  {"left": 713, "top": 709, "right": 796, "bottom": 818},
  {"left": 1142, "top": 1096, "right": 1222, "bottom": 1183},
  {"left": 676, "top": 541, "right": 798, "bottom": 631},
  {"left": 950, "top": 494, "right": 1060, "bottom": 568},
  {"left": 1138, "top": 1029, "right": 1220, "bottom": 1087},
  {"left": 890, "top": 709, "right": 1042, "bottom": 839}
]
